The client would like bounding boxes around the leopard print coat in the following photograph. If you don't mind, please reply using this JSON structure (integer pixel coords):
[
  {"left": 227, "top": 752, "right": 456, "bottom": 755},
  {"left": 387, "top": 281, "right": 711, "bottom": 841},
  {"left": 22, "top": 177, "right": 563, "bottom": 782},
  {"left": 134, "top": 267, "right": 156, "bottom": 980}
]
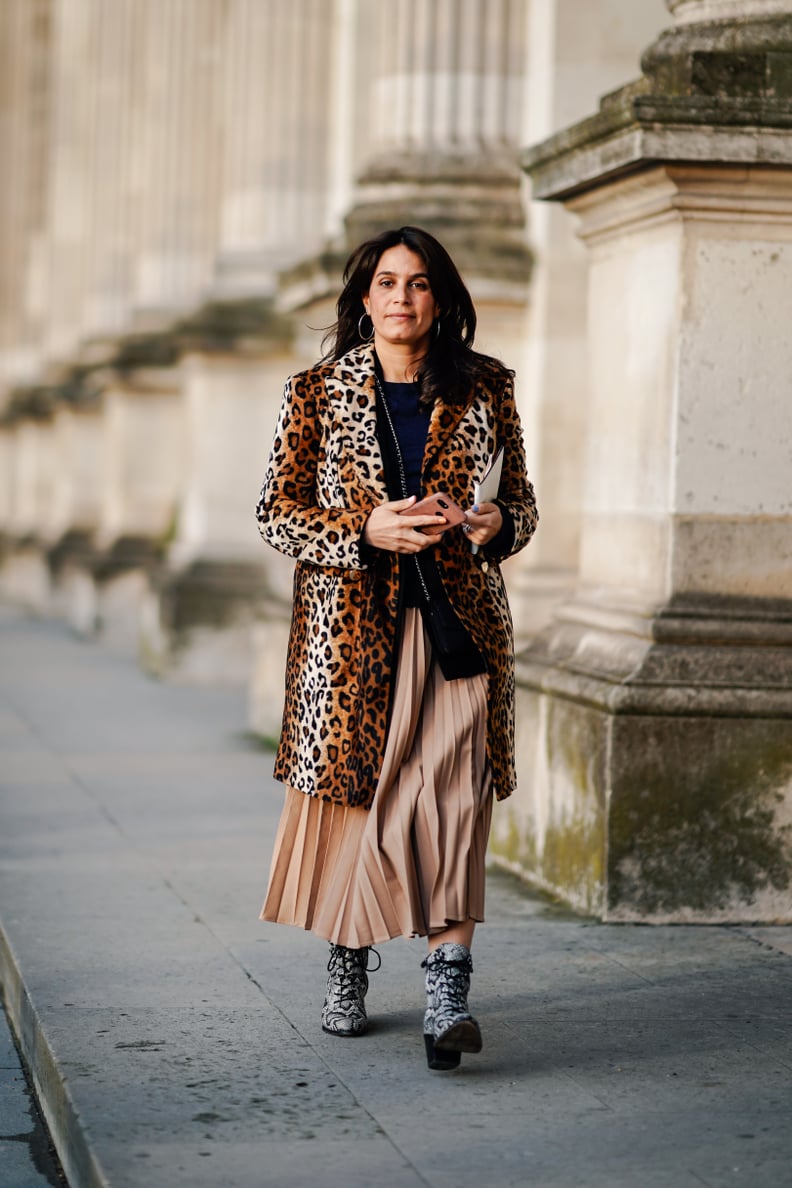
[{"left": 256, "top": 342, "right": 538, "bottom": 809}]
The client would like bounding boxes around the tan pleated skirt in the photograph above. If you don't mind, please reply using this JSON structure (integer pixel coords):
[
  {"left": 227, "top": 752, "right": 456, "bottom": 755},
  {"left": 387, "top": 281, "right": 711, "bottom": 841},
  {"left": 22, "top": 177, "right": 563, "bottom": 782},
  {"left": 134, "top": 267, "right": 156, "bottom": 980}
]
[{"left": 260, "top": 607, "right": 493, "bottom": 948}]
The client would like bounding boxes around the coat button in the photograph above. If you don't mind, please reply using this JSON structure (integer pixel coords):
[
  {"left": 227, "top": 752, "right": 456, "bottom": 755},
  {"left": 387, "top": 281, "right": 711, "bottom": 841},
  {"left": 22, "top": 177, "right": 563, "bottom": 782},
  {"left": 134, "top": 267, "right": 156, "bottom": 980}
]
[{"left": 481, "top": 561, "right": 489, "bottom": 574}]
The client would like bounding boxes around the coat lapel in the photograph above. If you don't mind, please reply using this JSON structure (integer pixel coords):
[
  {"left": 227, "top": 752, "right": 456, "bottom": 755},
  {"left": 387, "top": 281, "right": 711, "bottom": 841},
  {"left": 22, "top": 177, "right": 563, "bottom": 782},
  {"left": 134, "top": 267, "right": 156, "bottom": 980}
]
[
  {"left": 422, "top": 395, "right": 472, "bottom": 475},
  {"left": 326, "top": 343, "right": 388, "bottom": 503}
]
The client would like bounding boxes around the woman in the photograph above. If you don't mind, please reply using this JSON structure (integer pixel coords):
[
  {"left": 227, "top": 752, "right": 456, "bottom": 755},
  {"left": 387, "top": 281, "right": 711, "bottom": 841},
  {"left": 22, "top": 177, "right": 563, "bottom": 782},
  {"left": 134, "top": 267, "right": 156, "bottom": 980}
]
[{"left": 256, "top": 226, "right": 537, "bottom": 1071}]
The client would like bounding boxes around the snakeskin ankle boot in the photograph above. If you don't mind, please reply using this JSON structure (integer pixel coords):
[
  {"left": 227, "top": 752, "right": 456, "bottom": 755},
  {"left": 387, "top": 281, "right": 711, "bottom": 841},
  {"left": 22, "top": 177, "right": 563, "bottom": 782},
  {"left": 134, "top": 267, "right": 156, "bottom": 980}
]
[
  {"left": 321, "top": 944, "right": 379, "bottom": 1037},
  {"left": 422, "top": 942, "right": 482, "bottom": 1070}
]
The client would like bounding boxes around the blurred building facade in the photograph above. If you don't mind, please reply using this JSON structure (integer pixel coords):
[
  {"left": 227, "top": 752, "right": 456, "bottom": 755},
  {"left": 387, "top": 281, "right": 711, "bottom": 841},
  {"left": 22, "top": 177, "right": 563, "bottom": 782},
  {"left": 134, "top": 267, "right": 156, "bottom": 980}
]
[{"left": 2, "top": 0, "right": 791, "bottom": 922}]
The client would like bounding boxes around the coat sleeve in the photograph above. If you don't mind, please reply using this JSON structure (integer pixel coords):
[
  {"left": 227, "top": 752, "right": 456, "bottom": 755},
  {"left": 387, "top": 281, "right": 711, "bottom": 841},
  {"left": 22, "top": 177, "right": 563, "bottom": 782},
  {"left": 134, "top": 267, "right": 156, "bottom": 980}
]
[
  {"left": 255, "top": 371, "right": 373, "bottom": 568},
  {"left": 487, "top": 374, "right": 538, "bottom": 563}
]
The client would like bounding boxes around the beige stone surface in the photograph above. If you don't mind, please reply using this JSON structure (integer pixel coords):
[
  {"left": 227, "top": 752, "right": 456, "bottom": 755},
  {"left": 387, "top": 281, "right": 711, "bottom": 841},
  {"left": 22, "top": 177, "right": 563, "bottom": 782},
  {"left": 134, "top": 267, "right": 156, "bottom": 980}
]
[
  {"left": 514, "top": 0, "right": 669, "bottom": 632},
  {"left": 568, "top": 163, "right": 792, "bottom": 603},
  {"left": 50, "top": 405, "right": 104, "bottom": 541},
  {"left": 168, "top": 352, "right": 290, "bottom": 567},
  {"left": 246, "top": 618, "right": 292, "bottom": 739},
  {"left": 96, "top": 377, "right": 184, "bottom": 549}
]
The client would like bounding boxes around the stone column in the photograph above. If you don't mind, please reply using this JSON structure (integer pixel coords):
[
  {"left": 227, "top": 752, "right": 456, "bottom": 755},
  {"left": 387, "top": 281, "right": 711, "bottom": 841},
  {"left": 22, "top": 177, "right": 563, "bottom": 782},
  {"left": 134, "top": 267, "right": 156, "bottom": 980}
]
[
  {"left": 0, "top": 396, "right": 56, "bottom": 609},
  {"left": 77, "top": 363, "right": 184, "bottom": 655},
  {"left": 211, "top": 0, "right": 336, "bottom": 299},
  {"left": 44, "top": 0, "right": 99, "bottom": 363},
  {"left": 81, "top": 0, "right": 138, "bottom": 337},
  {"left": 140, "top": 314, "right": 296, "bottom": 686},
  {"left": 513, "top": 0, "right": 669, "bottom": 636},
  {"left": 0, "top": 422, "right": 12, "bottom": 534},
  {"left": 48, "top": 391, "right": 105, "bottom": 632},
  {"left": 495, "top": 0, "right": 792, "bottom": 922},
  {"left": 149, "top": 0, "right": 337, "bottom": 687},
  {"left": 130, "top": 0, "right": 224, "bottom": 323},
  {"left": 0, "top": 0, "right": 54, "bottom": 390},
  {"left": 346, "top": 0, "right": 531, "bottom": 287}
]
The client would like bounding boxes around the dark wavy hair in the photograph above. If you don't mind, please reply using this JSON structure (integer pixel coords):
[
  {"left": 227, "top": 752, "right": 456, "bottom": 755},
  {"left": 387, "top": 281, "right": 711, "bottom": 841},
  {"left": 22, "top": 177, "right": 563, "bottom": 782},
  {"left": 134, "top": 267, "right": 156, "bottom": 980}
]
[{"left": 322, "top": 226, "right": 509, "bottom": 407}]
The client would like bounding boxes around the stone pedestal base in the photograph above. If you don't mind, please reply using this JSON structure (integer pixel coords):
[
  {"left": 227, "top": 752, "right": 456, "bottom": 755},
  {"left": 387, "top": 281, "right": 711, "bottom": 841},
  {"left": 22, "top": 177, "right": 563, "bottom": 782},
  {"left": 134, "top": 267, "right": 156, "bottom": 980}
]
[
  {"left": 141, "top": 561, "right": 272, "bottom": 686},
  {"left": 47, "top": 532, "right": 100, "bottom": 635},
  {"left": 346, "top": 153, "right": 532, "bottom": 296},
  {"left": 0, "top": 543, "right": 52, "bottom": 613},
  {"left": 247, "top": 617, "right": 292, "bottom": 744},
  {"left": 53, "top": 565, "right": 99, "bottom": 637},
  {"left": 88, "top": 537, "right": 163, "bottom": 656},
  {"left": 505, "top": 561, "right": 578, "bottom": 644},
  {"left": 493, "top": 595, "right": 792, "bottom": 921}
]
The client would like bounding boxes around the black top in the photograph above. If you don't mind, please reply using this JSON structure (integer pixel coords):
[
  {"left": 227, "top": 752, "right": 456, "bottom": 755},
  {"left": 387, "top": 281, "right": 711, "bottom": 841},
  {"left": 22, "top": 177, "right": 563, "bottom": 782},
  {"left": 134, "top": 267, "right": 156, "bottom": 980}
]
[{"left": 380, "top": 381, "right": 430, "bottom": 499}]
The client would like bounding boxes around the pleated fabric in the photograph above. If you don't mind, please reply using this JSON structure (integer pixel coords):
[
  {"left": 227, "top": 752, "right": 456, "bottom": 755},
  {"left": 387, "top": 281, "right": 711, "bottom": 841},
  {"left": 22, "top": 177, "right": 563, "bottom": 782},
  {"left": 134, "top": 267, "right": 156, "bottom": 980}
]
[{"left": 260, "top": 608, "right": 493, "bottom": 948}]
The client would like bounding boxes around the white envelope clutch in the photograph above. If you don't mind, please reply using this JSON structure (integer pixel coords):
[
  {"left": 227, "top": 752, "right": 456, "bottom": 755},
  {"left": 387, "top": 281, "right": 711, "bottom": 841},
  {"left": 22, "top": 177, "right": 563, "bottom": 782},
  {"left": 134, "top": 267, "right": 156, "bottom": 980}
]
[{"left": 470, "top": 447, "right": 504, "bottom": 554}]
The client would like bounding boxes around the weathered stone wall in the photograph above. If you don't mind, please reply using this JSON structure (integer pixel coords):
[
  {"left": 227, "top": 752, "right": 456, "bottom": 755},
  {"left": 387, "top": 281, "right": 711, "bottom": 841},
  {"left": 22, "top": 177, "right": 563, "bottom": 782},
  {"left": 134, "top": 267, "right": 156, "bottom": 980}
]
[{"left": 497, "top": 0, "right": 792, "bottom": 921}]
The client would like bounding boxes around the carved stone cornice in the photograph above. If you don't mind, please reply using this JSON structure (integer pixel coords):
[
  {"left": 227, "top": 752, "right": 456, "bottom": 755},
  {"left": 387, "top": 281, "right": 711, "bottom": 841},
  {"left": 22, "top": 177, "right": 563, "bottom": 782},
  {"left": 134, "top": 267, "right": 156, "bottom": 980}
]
[{"left": 524, "top": 7, "right": 792, "bottom": 200}]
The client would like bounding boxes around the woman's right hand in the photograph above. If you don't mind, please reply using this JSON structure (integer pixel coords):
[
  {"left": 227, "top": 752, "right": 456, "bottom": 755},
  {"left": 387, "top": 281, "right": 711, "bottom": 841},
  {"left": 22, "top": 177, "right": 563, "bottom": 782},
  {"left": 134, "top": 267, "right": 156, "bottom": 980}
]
[{"left": 364, "top": 496, "right": 446, "bottom": 554}]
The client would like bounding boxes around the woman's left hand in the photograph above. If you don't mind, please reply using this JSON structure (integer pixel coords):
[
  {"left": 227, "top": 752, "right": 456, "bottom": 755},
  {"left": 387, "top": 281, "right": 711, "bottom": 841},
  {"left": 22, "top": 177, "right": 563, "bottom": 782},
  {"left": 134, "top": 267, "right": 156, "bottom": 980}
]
[{"left": 463, "top": 501, "right": 502, "bottom": 548}]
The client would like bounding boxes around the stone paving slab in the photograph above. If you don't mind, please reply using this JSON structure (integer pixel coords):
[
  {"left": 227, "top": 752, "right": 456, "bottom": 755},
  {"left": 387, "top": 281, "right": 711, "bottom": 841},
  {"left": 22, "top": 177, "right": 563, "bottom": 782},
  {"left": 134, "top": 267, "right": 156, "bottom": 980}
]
[{"left": 1, "top": 607, "right": 791, "bottom": 1188}]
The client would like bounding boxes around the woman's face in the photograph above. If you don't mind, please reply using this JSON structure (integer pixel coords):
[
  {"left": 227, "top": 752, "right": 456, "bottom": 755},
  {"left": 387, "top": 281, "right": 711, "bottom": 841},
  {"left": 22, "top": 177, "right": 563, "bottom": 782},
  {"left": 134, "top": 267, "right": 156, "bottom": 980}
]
[{"left": 363, "top": 244, "right": 440, "bottom": 352}]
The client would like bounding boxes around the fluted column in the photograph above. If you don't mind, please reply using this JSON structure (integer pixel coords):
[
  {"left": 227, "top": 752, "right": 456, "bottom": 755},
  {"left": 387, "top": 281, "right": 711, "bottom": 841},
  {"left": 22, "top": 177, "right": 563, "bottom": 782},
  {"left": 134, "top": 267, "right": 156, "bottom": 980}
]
[
  {"left": 82, "top": 0, "right": 138, "bottom": 337},
  {"left": 366, "top": 0, "right": 525, "bottom": 162},
  {"left": 212, "top": 0, "right": 335, "bottom": 297},
  {"left": 44, "top": 0, "right": 99, "bottom": 362},
  {"left": 346, "top": 0, "right": 530, "bottom": 285},
  {"left": 130, "top": 0, "right": 224, "bottom": 322},
  {"left": 0, "top": 0, "right": 53, "bottom": 391}
]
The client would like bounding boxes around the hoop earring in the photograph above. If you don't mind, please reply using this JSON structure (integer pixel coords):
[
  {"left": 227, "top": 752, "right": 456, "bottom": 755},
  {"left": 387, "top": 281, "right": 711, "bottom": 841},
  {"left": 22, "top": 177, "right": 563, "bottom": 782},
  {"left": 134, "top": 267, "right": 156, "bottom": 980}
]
[
  {"left": 358, "top": 312, "right": 374, "bottom": 341},
  {"left": 434, "top": 319, "right": 442, "bottom": 340}
]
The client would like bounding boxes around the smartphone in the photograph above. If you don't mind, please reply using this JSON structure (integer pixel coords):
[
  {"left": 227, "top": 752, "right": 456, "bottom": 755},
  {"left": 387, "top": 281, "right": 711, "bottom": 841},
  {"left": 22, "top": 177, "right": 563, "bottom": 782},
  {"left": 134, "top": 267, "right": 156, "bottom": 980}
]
[{"left": 400, "top": 491, "right": 466, "bottom": 533}]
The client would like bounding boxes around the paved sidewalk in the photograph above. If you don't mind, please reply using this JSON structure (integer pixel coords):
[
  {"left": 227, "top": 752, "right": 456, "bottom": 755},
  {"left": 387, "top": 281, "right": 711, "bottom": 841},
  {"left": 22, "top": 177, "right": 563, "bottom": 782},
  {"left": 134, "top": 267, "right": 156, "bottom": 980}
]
[{"left": 1, "top": 606, "right": 791, "bottom": 1188}]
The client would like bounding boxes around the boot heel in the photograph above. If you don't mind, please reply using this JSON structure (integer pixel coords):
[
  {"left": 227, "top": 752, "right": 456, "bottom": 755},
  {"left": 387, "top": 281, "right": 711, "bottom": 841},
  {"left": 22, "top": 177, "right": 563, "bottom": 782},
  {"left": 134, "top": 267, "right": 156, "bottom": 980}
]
[
  {"left": 424, "top": 1032, "right": 461, "bottom": 1071},
  {"left": 435, "top": 1017, "right": 482, "bottom": 1054}
]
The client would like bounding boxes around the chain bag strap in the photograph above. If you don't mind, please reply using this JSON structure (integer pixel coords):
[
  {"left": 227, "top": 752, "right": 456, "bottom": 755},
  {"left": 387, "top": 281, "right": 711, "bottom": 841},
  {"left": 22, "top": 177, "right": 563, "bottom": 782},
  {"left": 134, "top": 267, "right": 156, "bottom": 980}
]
[{"left": 374, "top": 377, "right": 471, "bottom": 660}]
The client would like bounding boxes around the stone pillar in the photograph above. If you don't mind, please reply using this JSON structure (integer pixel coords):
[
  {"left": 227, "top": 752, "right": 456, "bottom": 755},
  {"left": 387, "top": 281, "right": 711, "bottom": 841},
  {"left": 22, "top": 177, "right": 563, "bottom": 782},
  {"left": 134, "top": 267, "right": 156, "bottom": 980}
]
[
  {"left": 49, "top": 395, "right": 103, "bottom": 547},
  {"left": 141, "top": 313, "right": 295, "bottom": 686},
  {"left": 494, "top": 0, "right": 792, "bottom": 921},
  {"left": 96, "top": 373, "right": 183, "bottom": 549},
  {"left": 0, "top": 396, "right": 56, "bottom": 609},
  {"left": 157, "top": 0, "right": 338, "bottom": 691},
  {"left": 0, "top": 422, "right": 12, "bottom": 537},
  {"left": 346, "top": 0, "right": 531, "bottom": 286},
  {"left": 47, "top": 392, "right": 104, "bottom": 632},
  {"left": 513, "top": 0, "right": 669, "bottom": 637},
  {"left": 130, "top": 0, "right": 224, "bottom": 323},
  {"left": 0, "top": 0, "right": 53, "bottom": 391},
  {"left": 44, "top": 0, "right": 99, "bottom": 363},
  {"left": 75, "top": 363, "right": 184, "bottom": 655},
  {"left": 212, "top": 0, "right": 336, "bottom": 298},
  {"left": 81, "top": 0, "right": 139, "bottom": 338}
]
